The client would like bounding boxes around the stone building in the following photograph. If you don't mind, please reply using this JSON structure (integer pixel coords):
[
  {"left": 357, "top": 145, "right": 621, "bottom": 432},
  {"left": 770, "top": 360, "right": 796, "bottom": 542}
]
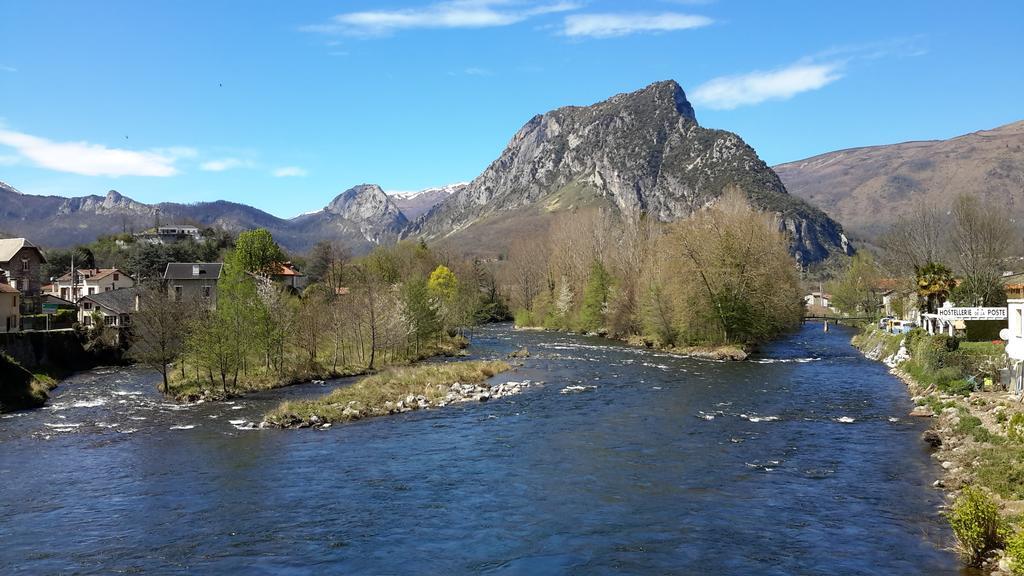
[{"left": 0, "top": 238, "right": 47, "bottom": 296}]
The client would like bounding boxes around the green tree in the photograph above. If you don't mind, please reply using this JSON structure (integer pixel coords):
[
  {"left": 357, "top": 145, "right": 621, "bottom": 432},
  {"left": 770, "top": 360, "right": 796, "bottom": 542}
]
[
  {"left": 402, "top": 277, "right": 440, "bottom": 354},
  {"left": 427, "top": 265, "right": 458, "bottom": 303},
  {"left": 826, "top": 252, "right": 883, "bottom": 316},
  {"left": 915, "top": 262, "right": 956, "bottom": 313},
  {"left": 578, "top": 260, "right": 612, "bottom": 332},
  {"left": 231, "top": 229, "right": 285, "bottom": 276},
  {"left": 188, "top": 263, "right": 256, "bottom": 393}
]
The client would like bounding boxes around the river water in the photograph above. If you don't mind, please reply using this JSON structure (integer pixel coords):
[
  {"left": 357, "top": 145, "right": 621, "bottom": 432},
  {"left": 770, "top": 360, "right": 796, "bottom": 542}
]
[{"left": 0, "top": 323, "right": 967, "bottom": 575}]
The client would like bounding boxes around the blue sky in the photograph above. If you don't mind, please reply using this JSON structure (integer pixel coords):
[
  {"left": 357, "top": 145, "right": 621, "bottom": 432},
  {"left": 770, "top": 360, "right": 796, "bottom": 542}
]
[{"left": 1, "top": 1, "right": 1021, "bottom": 218}]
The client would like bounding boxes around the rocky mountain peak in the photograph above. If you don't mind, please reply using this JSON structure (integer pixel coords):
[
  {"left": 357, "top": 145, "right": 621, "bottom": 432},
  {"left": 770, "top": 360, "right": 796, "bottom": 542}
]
[
  {"left": 306, "top": 183, "right": 409, "bottom": 244},
  {"left": 409, "top": 79, "right": 850, "bottom": 263},
  {"left": 604, "top": 79, "right": 696, "bottom": 121},
  {"left": 326, "top": 184, "right": 404, "bottom": 222}
]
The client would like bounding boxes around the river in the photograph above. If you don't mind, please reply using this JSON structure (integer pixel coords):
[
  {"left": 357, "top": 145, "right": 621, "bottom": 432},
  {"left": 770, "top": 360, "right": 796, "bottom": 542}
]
[{"left": 0, "top": 323, "right": 967, "bottom": 574}]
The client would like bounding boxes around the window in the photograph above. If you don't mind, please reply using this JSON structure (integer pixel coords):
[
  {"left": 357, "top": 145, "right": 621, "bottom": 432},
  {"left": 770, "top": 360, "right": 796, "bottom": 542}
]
[
  {"left": 202, "top": 285, "right": 211, "bottom": 298},
  {"left": 105, "top": 287, "right": 111, "bottom": 292},
  {"left": 174, "top": 286, "right": 183, "bottom": 302},
  {"left": 113, "top": 273, "right": 119, "bottom": 281},
  {"left": 104, "top": 316, "right": 116, "bottom": 326},
  {"left": 21, "top": 258, "right": 28, "bottom": 271},
  {"left": 83, "top": 302, "right": 92, "bottom": 310},
  {"left": 83, "top": 316, "right": 92, "bottom": 326},
  {"left": 1018, "top": 309, "right": 1023, "bottom": 337},
  {"left": 88, "top": 287, "right": 96, "bottom": 295}
]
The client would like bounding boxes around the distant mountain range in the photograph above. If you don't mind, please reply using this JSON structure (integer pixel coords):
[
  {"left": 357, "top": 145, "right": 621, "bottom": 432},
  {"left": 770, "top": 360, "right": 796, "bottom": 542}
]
[
  {"left": 775, "top": 120, "right": 1024, "bottom": 239},
  {"left": 1, "top": 80, "right": 855, "bottom": 262},
  {"left": 0, "top": 179, "right": 413, "bottom": 252},
  {"left": 391, "top": 183, "right": 467, "bottom": 220}
]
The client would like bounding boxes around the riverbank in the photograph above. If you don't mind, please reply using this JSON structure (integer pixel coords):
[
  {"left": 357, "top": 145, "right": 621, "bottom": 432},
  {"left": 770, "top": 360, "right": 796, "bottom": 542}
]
[
  {"left": 168, "top": 335, "right": 470, "bottom": 403},
  {"left": 264, "top": 360, "right": 514, "bottom": 428},
  {"left": 853, "top": 326, "right": 1024, "bottom": 574},
  {"left": 0, "top": 354, "right": 57, "bottom": 412},
  {"left": 514, "top": 325, "right": 748, "bottom": 361}
]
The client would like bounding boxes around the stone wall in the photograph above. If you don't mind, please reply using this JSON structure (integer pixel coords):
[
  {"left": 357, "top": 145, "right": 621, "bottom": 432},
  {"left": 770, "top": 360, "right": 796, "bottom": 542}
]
[{"left": 0, "top": 330, "right": 97, "bottom": 372}]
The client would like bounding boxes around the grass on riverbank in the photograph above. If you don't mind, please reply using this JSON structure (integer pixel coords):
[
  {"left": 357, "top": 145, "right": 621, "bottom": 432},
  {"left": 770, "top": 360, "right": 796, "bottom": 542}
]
[
  {"left": 264, "top": 360, "right": 511, "bottom": 427},
  {"left": 0, "top": 353, "right": 58, "bottom": 412},
  {"left": 167, "top": 335, "right": 470, "bottom": 402},
  {"left": 852, "top": 325, "right": 1024, "bottom": 571}
]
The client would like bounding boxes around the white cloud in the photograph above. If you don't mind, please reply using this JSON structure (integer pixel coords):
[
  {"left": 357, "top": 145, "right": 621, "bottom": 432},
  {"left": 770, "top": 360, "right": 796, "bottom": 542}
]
[
  {"left": 450, "top": 66, "right": 494, "bottom": 76},
  {"left": 305, "top": 0, "right": 579, "bottom": 36},
  {"left": 0, "top": 128, "right": 188, "bottom": 177},
  {"left": 0, "top": 65, "right": 16, "bottom": 73},
  {"left": 690, "top": 62, "right": 842, "bottom": 110},
  {"left": 200, "top": 158, "right": 249, "bottom": 172},
  {"left": 273, "top": 166, "right": 308, "bottom": 177},
  {"left": 563, "top": 12, "right": 712, "bottom": 38}
]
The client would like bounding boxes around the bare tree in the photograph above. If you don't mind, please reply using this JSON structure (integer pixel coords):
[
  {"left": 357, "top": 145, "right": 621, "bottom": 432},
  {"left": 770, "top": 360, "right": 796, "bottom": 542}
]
[
  {"left": 129, "top": 285, "right": 189, "bottom": 392},
  {"left": 879, "top": 201, "right": 948, "bottom": 274},
  {"left": 949, "top": 194, "right": 1018, "bottom": 305}
]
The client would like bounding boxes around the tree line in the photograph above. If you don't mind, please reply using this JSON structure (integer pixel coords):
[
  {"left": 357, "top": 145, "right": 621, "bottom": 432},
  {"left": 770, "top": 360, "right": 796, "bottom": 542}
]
[
  {"left": 503, "top": 190, "right": 804, "bottom": 347},
  {"left": 828, "top": 194, "right": 1022, "bottom": 316},
  {"left": 129, "top": 229, "right": 508, "bottom": 395}
]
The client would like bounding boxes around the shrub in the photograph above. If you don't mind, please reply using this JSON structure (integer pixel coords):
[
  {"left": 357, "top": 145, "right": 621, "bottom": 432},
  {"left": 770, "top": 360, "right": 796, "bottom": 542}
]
[
  {"left": 513, "top": 309, "right": 533, "bottom": 327},
  {"left": 1007, "top": 529, "right": 1024, "bottom": 575},
  {"left": 946, "top": 487, "right": 1006, "bottom": 565},
  {"left": 1009, "top": 414, "right": 1024, "bottom": 443},
  {"left": 940, "top": 378, "right": 976, "bottom": 396},
  {"left": 971, "top": 445, "right": 1024, "bottom": 500}
]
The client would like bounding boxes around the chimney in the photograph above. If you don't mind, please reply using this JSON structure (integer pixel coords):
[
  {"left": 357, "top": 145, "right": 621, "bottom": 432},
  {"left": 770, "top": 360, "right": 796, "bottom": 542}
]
[{"left": 192, "top": 265, "right": 201, "bottom": 277}]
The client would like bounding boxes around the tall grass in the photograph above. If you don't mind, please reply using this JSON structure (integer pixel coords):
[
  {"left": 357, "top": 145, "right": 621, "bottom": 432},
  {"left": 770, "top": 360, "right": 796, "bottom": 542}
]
[{"left": 265, "top": 360, "right": 511, "bottom": 425}]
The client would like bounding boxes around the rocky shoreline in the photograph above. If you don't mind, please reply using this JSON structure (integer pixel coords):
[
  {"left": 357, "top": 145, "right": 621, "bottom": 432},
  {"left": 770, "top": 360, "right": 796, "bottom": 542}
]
[
  {"left": 858, "top": 332, "right": 1024, "bottom": 575},
  {"left": 265, "top": 378, "right": 539, "bottom": 429},
  {"left": 514, "top": 325, "right": 749, "bottom": 361}
]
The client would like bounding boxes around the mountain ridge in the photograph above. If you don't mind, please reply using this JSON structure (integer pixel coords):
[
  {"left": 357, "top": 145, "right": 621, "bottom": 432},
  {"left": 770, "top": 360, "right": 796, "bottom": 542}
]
[
  {"left": 3, "top": 79, "right": 855, "bottom": 263},
  {"left": 774, "top": 120, "right": 1024, "bottom": 239},
  {"left": 408, "top": 80, "right": 851, "bottom": 263}
]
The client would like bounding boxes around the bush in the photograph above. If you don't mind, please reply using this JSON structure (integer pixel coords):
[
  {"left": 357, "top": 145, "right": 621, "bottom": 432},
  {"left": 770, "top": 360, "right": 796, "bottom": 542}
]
[
  {"left": 940, "top": 378, "right": 976, "bottom": 396},
  {"left": 1009, "top": 414, "right": 1024, "bottom": 443},
  {"left": 1007, "top": 529, "right": 1024, "bottom": 575},
  {"left": 513, "top": 309, "right": 533, "bottom": 327},
  {"left": 946, "top": 487, "right": 1006, "bottom": 565}
]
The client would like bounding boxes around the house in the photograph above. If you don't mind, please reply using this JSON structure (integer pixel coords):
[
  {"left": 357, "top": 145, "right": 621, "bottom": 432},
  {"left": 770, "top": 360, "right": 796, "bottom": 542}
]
[
  {"left": 0, "top": 238, "right": 47, "bottom": 296},
  {"left": 134, "top": 225, "right": 203, "bottom": 245},
  {"left": 50, "top": 268, "right": 135, "bottom": 302},
  {"left": 270, "top": 262, "right": 307, "bottom": 291},
  {"left": 78, "top": 287, "right": 142, "bottom": 329},
  {"left": 882, "top": 289, "right": 920, "bottom": 322},
  {"left": 804, "top": 291, "right": 836, "bottom": 314},
  {"left": 0, "top": 284, "right": 19, "bottom": 333},
  {"left": 163, "top": 262, "right": 222, "bottom": 306},
  {"left": 1006, "top": 283, "right": 1024, "bottom": 396}
]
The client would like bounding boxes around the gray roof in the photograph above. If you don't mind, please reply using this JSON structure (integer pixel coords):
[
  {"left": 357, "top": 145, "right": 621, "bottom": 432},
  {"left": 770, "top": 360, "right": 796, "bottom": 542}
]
[
  {"left": 81, "top": 287, "right": 142, "bottom": 315},
  {"left": 163, "top": 262, "right": 223, "bottom": 281},
  {"left": 0, "top": 238, "right": 46, "bottom": 264}
]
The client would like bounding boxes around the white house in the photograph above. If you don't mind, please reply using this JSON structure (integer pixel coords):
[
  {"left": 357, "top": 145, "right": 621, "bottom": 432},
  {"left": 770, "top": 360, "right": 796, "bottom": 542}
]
[
  {"left": 804, "top": 291, "right": 836, "bottom": 314},
  {"left": 78, "top": 286, "right": 142, "bottom": 329},
  {"left": 1006, "top": 283, "right": 1024, "bottom": 396},
  {"left": 50, "top": 268, "right": 135, "bottom": 302},
  {"left": 134, "top": 225, "right": 202, "bottom": 245},
  {"left": 0, "top": 283, "right": 19, "bottom": 333}
]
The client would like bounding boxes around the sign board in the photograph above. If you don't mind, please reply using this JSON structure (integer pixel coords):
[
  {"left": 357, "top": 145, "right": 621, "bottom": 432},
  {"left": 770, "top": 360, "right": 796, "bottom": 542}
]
[
  {"left": 936, "top": 307, "right": 1007, "bottom": 321},
  {"left": 41, "top": 303, "right": 59, "bottom": 314}
]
